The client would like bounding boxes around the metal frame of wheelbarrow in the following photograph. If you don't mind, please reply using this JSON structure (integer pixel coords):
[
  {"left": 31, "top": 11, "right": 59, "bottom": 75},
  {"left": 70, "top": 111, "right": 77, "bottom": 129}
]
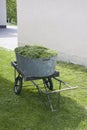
[{"left": 11, "top": 61, "right": 77, "bottom": 112}]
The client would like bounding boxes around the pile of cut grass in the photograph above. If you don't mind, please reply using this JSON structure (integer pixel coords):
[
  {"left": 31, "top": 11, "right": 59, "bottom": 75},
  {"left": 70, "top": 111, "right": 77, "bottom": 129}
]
[{"left": 15, "top": 45, "right": 57, "bottom": 58}]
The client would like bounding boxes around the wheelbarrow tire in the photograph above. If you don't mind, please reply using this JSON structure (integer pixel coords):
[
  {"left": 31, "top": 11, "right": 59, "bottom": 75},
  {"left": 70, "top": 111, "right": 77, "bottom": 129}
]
[
  {"left": 43, "top": 78, "right": 53, "bottom": 90},
  {"left": 14, "top": 76, "right": 22, "bottom": 94},
  {"left": 48, "top": 78, "right": 53, "bottom": 90}
]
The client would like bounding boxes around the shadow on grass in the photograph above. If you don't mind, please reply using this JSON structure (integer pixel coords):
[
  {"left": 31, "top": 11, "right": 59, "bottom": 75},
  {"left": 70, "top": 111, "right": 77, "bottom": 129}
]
[
  {"left": 20, "top": 86, "right": 87, "bottom": 130},
  {"left": 0, "top": 76, "right": 87, "bottom": 130},
  {"left": 0, "top": 76, "right": 13, "bottom": 95}
]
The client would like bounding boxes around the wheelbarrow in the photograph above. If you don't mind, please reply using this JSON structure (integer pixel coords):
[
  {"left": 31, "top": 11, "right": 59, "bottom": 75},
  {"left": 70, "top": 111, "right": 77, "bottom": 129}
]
[{"left": 11, "top": 61, "right": 77, "bottom": 112}]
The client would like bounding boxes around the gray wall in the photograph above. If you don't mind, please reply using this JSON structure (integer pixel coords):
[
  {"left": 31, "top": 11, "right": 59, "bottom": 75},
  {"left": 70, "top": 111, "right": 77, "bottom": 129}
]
[
  {"left": 0, "top": 0, "right": 6, "bottom": 27},
  {"left": 17, "top": 0, "right": 87, "bottom": 66}
]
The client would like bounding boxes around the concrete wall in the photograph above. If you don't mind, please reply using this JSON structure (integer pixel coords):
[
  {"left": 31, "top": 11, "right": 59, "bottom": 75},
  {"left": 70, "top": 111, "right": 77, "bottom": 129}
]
[
  {"left": 17, "top": 0, "right": 87, "bottom": 66},
  {"left": 0, "top": 0, "right": 6, "bottom": 27}
]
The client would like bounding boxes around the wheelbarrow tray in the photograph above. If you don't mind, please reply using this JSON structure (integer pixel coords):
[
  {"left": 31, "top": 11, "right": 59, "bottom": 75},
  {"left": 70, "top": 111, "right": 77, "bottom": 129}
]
[
  {"left": 15, "top": 53, "right": 57, "bottom": 77},
  {"left": 11, "top": 61, "right": 59, "bottom": 81}
]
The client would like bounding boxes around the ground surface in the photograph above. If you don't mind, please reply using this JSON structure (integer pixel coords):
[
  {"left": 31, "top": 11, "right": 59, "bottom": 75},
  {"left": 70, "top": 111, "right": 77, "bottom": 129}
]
[{"left": 0, "top": 25, "right": 18, "bottom": 50}]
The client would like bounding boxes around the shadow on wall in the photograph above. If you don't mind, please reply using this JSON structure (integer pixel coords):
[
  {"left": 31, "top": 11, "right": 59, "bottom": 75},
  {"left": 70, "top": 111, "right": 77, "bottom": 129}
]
[{"left": 58, "top": 51, "right": 87, "bottom": 67}]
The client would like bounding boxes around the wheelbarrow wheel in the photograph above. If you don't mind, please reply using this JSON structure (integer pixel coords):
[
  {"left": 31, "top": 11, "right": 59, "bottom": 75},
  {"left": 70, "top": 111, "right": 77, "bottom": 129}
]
[
  {"left": 43, "top": 78, "right": 53, "bottom": 90},
  {"left": 14, "top": 76, "right": 22, "bottom": 94}
]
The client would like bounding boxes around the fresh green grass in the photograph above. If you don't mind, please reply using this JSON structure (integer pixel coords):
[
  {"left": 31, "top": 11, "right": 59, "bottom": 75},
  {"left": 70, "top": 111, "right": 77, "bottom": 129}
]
[
  {"left": 0, "top": 47, "right": 87, "bottom": 130},
  {"left": 15, "top": 45, "right": 57, "bottom": 58}
]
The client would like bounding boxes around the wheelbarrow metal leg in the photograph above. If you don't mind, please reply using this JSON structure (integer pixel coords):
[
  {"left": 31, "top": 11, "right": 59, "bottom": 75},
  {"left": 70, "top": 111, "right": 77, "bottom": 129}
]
[
  {"left": 57, "top": 81, "right": 62, "bottom": 109},
  {"left": 31, "top": 80, "right": 47, "bottom": 109},
  {"left": 43, "top": 79, "right": 55, "bottom": 112}
]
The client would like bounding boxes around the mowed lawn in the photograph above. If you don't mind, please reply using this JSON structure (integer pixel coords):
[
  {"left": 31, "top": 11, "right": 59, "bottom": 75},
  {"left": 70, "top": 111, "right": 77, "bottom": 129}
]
[{"left": 0, "top": 47, "right": 87, "bottom": 130}]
